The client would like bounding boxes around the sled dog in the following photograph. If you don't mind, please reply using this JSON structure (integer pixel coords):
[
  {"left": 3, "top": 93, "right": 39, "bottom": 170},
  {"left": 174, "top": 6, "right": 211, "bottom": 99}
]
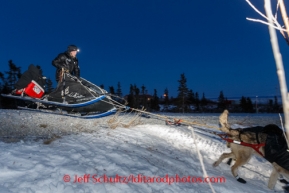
[{"left": 213, "top": 110, "right": 289, "bottom": 190}]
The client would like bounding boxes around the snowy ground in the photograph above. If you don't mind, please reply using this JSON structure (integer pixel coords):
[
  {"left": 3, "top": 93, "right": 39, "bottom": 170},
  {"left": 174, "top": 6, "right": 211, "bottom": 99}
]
[{"left": 0, "top": 109, "right": 287, "bottom": 193}]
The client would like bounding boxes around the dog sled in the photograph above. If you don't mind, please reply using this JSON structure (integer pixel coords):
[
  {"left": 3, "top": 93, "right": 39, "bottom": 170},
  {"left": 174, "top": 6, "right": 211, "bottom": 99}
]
[{"left": 1, "top": 65, "right": 128, "bottom": 118}]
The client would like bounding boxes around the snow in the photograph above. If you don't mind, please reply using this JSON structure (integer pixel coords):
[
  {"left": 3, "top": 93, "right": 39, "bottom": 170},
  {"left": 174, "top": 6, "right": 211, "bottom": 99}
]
[{"left": 0, "top": 109, "right": 287, "bottom": 193}]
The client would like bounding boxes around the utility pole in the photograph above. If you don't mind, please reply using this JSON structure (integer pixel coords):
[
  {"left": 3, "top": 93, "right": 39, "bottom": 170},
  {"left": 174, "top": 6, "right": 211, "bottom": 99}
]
[{"left": 255, "top": 96, "right": 258, "bottom": 113}]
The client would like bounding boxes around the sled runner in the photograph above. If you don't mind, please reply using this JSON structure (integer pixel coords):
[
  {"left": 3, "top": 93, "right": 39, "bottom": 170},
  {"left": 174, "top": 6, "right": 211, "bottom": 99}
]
[{"left": 1, "top": 65, "right": 128, "bottom": 118}]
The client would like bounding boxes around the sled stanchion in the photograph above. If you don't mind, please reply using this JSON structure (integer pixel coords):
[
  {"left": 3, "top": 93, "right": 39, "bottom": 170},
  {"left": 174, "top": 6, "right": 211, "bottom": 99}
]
[{"left": 61, "top": 70, "right": 66, "bottom": 104}]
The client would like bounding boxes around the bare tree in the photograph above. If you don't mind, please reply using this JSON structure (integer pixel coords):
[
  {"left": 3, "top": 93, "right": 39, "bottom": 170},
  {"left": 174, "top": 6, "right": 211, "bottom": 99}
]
[{"left": 246, "top": 0, "right": 289, "bottom": 144}]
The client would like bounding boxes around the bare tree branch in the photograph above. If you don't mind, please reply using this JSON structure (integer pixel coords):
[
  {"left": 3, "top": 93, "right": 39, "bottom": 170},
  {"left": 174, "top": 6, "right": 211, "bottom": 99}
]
[
  {"left": 279, "top": 0, "right": 289, "bottom": 38},
  {"left": 246, "top": 0, "right": 289, "bottom": 44}
]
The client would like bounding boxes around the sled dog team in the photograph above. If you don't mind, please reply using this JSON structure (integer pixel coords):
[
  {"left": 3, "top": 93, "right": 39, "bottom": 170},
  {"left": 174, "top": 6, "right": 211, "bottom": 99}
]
[{"left": 214, "top": 110, "right": 289, "bottom": 191}]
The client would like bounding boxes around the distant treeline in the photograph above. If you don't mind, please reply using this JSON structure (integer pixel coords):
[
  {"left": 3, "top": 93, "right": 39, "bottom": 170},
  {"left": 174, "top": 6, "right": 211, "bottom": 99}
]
[{"left": 0, "top": 60, "right": 282, "bottom": 113}]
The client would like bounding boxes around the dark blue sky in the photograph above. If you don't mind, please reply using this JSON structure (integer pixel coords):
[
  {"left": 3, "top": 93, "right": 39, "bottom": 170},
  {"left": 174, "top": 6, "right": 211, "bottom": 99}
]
[{"left": 1, "top": 0, "right": 288, "bottom": 98}]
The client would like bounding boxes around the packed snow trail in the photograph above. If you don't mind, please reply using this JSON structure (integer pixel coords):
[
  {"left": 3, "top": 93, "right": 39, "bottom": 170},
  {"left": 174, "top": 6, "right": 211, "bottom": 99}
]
[{"left": 0, "top": 110, "right": 286, "bottom": 192}]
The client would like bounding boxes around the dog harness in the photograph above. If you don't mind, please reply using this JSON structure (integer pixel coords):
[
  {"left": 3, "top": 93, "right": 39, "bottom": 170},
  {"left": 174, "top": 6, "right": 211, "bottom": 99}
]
[{"left": 217, "top": 133, "right": 266, "bottom": 156}]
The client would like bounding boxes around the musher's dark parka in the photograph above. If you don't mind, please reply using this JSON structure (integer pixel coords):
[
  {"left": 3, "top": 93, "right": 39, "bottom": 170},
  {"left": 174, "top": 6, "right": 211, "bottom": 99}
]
[{"left": 52, "top": 45, "right": 80, "bottom": 82}]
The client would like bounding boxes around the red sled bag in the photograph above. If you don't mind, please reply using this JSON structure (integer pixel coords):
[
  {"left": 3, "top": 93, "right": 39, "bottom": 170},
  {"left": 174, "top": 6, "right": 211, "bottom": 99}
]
[{"left": 24, "top": 80, "right": 45, "bottom": 98}]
